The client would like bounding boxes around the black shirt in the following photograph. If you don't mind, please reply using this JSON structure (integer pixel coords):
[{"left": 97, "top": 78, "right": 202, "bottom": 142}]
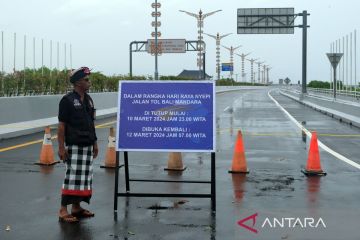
[{"left": 58, "top": 91, "right": 97, "bottom": 146}]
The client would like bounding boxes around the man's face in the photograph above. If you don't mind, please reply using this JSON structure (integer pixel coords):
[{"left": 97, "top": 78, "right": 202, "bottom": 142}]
[{"left": 76, "top": 76, "right": 91, "bottom": 91}]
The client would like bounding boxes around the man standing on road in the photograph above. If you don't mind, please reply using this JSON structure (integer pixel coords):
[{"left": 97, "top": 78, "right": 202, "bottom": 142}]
[{"left": 57, "top": 67, "right": 98, "bottom": 223}]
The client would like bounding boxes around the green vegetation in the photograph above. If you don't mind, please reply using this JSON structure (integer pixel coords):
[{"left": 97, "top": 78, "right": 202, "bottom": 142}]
[
  {"left": 0, "top": 70, "right": 269, "bottom": 96},
  {"left": 307, "top": 80, "right": 330, "bottom": 89},
  {"left": 308, "top": 80, "right": 360, "bottom": 91},
  {"left": 0, "top": 68, "right": 146, "bottom": 96}
]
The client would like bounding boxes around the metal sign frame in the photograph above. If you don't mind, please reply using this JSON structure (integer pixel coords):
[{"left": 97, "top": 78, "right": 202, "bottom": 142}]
[
  {"left": 113, "top": 80, "right": 216, "bottom": 212},
  {"left": 237, "top": 8, "right": 310, "bottom": 94},
  {"left": 114, "top": 151, "right": 216, "bottom": 212},
  {"left": 129, "top": 40, "right": 207, "bottom": 80}
]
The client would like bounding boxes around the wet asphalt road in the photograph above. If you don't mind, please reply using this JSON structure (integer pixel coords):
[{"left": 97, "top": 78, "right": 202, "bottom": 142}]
[{"left": 1, "top": 87, "right": 360, "bottom": 240}]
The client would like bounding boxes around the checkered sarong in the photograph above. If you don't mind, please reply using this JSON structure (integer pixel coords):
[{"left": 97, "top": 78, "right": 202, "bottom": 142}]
[{"left": 62, "top": 145, "right": 93, "bottom": 197}]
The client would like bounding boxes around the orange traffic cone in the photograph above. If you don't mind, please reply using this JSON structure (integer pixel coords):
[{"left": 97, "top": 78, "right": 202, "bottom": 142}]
[
  {"left": 101, "top": 127, "right": 118, "bottom": 169},
  {"left": 35, "top": 127, "right": 59, "bottom": 166},
  {"left": 301, "top": 131, "right": 326, "bottom": 176},
  {"left": 164, "top": 152, "right": 186, "bottom": 171},
  {"left": 229, "top": 130, "right": 249, "bottom": 174},
  {"left": 231, "top": 174, "right": 247, "bottom": 201}
]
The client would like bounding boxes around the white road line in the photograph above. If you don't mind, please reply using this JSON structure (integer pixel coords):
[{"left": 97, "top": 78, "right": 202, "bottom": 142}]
[
  {"left": 223, "top": 106, "right": 230, "bottom": 112},
  {"left": 268, "top": 89, "right": 360, "bottom": 170}
]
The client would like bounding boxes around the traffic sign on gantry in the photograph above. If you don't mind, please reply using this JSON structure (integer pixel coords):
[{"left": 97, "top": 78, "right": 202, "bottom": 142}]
[
  {"left": 237, "top": 8, "right": 295, "bottom": 34},
  {"left": 146, "top": 39, "right": 186, "bottom": 54}
]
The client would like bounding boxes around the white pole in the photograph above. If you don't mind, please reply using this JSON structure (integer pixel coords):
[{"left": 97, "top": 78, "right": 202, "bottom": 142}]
[
  {"left": 50, "top": 40, "right": 52, "bottom": 93},
  {"left": 50, "top": 40, "right": 52, "bottom": 74},
  {"left": 355, "top": 29, "right": 357, "bottom": 95},
  {"left": 336, "top": 40, "right": 338, "bottom": 90},
  {"left": 346, "top": 35, "right": 349, "bottom": 93},
  {"left": 64, "top": 43, "right": 67, "bottom": 70},
  {"left": 70, "top": 44, "right": 72, "bottom": 70},
  {"left": 41, "top": 38, "right": 44, "bottom": 76},
  {"left": 154, "top": 0, "right": 159, "bottom": 80},
  {"left": 57, "top": 41, "right": 59, "bottom": 70},
  {"left": 33, "top": 37, "right": 35, "bottom": 74},
  {"left": 330, "top": 44, "right": 332, "bottom": 90},
  {"left": 351, "top": 32, "right": 353, "bottom": 92},
  {"left": 343, "top": 37, "right": 345, "bottom": 91},
  {"left": 1, "top": 31, "right": 3, "bottom": 93},
  {"left": 23, "top": 35, "right": 26, "bottom": 91},
  {"left": 13, "top": 32, "right": 16, "bottom": 72}
]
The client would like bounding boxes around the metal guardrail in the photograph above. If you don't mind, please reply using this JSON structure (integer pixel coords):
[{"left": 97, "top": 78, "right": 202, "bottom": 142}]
[
  {"left": 0, "top": 89, "right": 114, "bottom": 97},
  {"left": 307, "top": 87, "right": 360, "bottom": 99}
]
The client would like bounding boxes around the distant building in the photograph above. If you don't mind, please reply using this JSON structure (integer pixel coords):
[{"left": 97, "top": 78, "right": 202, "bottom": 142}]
[{"left": 177, "top": 70, "right": 212, "bottom": 80}]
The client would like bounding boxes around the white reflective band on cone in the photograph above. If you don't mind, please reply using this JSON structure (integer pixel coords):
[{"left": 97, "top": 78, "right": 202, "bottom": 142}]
[
  {"left": 108, "top": 136, "right": 116, "bottom": 148},
  {"left": 43, "top": 134, "right": 52, "bottom": 145}
]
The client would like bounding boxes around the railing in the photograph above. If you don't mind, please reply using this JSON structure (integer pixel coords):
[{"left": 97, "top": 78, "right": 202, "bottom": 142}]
[
  {"left": 0, "top": 88, "right": 115, "bottom": 97},
  {"left": 307, "top": 87, "right": 360, "bottom": 99}
]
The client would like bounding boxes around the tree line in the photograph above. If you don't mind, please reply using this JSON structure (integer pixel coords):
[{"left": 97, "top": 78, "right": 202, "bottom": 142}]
[
  {"left": 0, "top": 68, "right": 147, "bottom": 96},
  {"left": 0, "top": 68, "right": 268, "bottom": 97},
  {"left": 308, "top": 80, "right": 360, "bottom": 91}
]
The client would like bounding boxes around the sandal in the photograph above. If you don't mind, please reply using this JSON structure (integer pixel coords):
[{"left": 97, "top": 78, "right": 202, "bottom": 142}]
[
  {"left": 71, "top": 209, "right": 95, "bottom": 218},
  {"left": 58, "top": 214, "right": 79, "bottom": 223}
]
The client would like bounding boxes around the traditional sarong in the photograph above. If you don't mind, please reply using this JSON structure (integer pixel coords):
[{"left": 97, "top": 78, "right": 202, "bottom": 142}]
[{"left": 61, "top": 145, "right": 93, "bottom": 206}]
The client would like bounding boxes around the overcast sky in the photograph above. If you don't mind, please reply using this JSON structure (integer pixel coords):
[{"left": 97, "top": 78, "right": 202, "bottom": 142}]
[{"left": 0, "top": 0, "right": 359, "bottom": 83}]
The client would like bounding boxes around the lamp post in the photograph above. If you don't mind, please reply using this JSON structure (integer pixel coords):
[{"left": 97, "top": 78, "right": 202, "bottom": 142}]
[
  {"left": 235, "top": 52, "right": 251, "bottom": 82},
  {"left": 246, "top": 58, "right": 259, "bottom": 84},
  {"left": 262, "top": 64, "right": 267, "bottom": 84},
  {"left": 204, "top": 32, "right": 231, "bottom": 80},
  {"left": 255, "top": 61, "right": 265, "bottom": 83},
  {"left": 152, "top": 0, "right": 161, "bottom": 80},
  {"left": 222, "top": 45, "right": 241, "bottom": 80},
  {"left": 266, "top": 66, "right": 272, "bottom": 84},
  {"left": 179, "top": 9, "right": 221, "bottom": 79}
]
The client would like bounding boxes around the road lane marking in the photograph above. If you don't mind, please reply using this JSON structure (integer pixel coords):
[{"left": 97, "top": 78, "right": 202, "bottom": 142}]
[
  {"left": 0, "top": 121, "right": 116, "bottom": 153},
  {"left": 95, "top": 121, "right": 116, "bottom": 128},
  {"left": 223, "top": 106, "right": 231, "bottom": 112},
  {"left": 268, "top": 89, "right": 360, "bottom": 170},
  {"left": 216, "top": 128, "right": 360, "bottom": 137}
]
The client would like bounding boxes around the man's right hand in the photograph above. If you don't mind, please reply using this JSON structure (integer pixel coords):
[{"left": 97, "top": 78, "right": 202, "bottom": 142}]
[{"left": 58, "top": 146, "right": 69, "bottom": 162}]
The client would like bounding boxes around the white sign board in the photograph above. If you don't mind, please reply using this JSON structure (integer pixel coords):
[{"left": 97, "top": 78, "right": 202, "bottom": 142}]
[{"left": 146, "top": 39, "right": 186, "bottom": 53}]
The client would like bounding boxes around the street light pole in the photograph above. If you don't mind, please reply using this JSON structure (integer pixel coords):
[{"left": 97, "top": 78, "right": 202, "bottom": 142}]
[
  {"left": 266, "top": 66, "right": 272, "bottom": 84},
  {"left": 23, "top": 35, "right": 26, "bottom": 91},
  {"left": 256, "top": 61, "right": 265, "bottom": 84},
  {"left": 179, "top": 9, "right": 221, "bottom": 79},
  {"left": 204, "top": 32, "right": 231, "bottom": 80},
  {"left": 300, "top": 10, "right": 309, "bottom": 94},
  {"left": 222, "top": 45, "right": 241, "bottom": 80},
  {"left": 235, "top": 52, "right": 251, "bottom": 82},
  {"left": 152, "top": 0, "right": 161, "bottom": 80},
  {"left": 1, "top": 31, "right": 3, "bottom": 93},
  {"left": 246, "top": 58, "right": 259, "bottom": 84}
]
